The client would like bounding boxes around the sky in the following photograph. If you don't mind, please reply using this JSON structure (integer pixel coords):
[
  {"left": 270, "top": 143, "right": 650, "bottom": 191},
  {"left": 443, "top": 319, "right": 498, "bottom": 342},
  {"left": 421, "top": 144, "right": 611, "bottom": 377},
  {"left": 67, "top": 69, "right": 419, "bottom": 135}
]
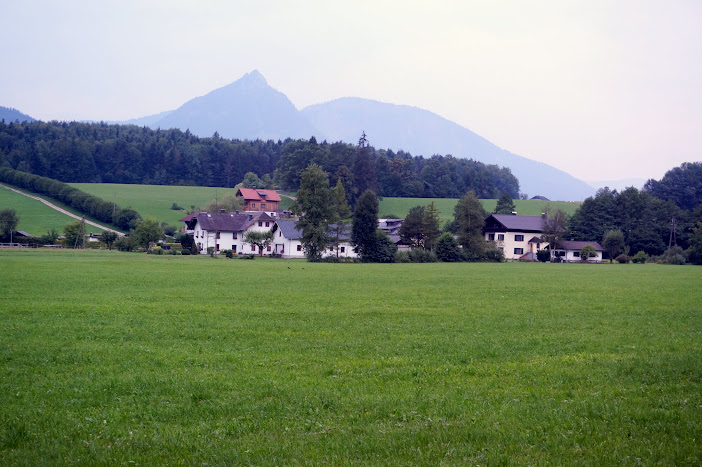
[{"left": 1, "top": 0, "right": 701, "bottom": 183}]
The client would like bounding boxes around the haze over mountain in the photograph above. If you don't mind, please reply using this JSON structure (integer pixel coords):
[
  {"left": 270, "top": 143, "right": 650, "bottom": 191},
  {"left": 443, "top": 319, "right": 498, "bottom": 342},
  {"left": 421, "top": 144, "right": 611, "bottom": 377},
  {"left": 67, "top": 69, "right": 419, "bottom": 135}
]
[
  {"left": 127, "top": 71, "right": 316, "bottom": 141},
  {"left": 0, "top": 106, "right": 35, "bottom": 123},
  {"left": 53, "top": 70, "right": 598, "bottom": 200},
  {"left": 301, "top": 98, "right": 594, "bottom": 200}
]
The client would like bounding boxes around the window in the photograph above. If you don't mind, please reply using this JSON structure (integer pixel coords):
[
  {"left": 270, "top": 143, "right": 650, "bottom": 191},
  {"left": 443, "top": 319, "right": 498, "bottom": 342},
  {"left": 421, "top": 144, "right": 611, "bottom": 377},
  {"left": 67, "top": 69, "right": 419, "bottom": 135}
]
[
  {"left": 488, "top": 233, "right": 495, "bottom": 241},
  {"left": 515, "top": 235, "right": 524, "bottom": 242},
  {"left": 340, "top": 247, "right": 345, "bottom": 253},
  {"left": 233, "top": 245, "right": 237, "bottom": 252},
  {"left": 265, "top": 221, "right": 270, "bottom": 227},
  {"left": 573, "top": 251, "right": 580, "bottom": 257},
  {"left": 261, "top": 204, "right": 267, "bottom": 210},
  {"left": 233, "top": 232, "right": 237, "bottom": 239},
  {"left": 251, "top": 245, "right": 256, "bottom": 251},
  {"left": 267, "top": 245, "right": 271, "bottom": 251},
  {"left": 216, "top": 232, "right": 220, "bottom": 239},
  {"left": 251, "top": 203, "right": 256, "bottom": 209},
  {"left": 497, "top": 234, "right": 505, "bottom": 241},
  {"left": 258, "top": 221, "right": 263, "bottom": 227},
  {"left": 216, "top": 244, "right": 220, "bottom": 251},
  {"left": 514, "top": 248, "right": 524, "bottom": 255},
  {"left": 296, "top": 245, "right": 302, "bottom": 251}
]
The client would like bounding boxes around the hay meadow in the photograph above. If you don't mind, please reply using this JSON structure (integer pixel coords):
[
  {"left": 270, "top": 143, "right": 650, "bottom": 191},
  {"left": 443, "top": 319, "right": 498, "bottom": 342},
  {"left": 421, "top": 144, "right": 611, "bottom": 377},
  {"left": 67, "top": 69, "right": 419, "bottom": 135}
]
[{"left": 1, "top": 250, "right": 701, "bottom": 465}]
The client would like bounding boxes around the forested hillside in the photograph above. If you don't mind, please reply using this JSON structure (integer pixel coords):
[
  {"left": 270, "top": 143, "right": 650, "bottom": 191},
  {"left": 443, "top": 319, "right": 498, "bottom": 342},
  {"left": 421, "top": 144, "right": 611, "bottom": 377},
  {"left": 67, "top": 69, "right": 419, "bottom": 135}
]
[{"left": 0, "top": 121, "right": 519, "bottom": 200}]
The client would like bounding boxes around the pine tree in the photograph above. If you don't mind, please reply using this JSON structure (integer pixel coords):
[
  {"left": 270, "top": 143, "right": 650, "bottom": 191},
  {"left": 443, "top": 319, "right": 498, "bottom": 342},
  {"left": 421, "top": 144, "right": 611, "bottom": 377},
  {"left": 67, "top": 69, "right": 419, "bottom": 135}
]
[
  {"left": 494, "top": 192, "right": 516, "bottom": 214},
  {"left": 294, "top": 164, "right": 335, "bottom": 261},
  {"left": 353, "top": 132, "right": 377, "bottom": 200},
  {"left": 352, "top": 189, "right": 379, "bottom": 261},
  {"left": 421, "top": 201, "right": 441, "bottom": 250}
]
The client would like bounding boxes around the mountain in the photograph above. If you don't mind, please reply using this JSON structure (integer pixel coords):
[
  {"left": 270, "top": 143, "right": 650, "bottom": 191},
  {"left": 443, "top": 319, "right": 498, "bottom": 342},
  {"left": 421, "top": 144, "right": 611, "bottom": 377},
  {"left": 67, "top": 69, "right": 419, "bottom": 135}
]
[
  {"left": 0, "top": 106, "right": 35, "bottom": 123},
  {"left": 120, "top": 110, "right": 174, "bottom": 126},
  {"left": 143, "top": 70, "right": 316, "bottom": 140},
  {"left": 302, "top": 98, "right": 594, "bottom": 201},
  {"left": 121, "top": 71, "right": 594, "bottom": 200}
]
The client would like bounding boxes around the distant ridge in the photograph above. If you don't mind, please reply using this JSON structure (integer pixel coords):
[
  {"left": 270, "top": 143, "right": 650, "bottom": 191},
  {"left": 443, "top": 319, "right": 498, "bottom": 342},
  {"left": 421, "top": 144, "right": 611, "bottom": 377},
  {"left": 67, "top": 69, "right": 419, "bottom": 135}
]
[
  {"left": 301, "top": 97, "right": 594, "bottom": 201},
  {"left": 139, "top": 70, "right": 316, "bottom": 140},
  {"left": 0, "top": 106, "right": 35, "bottom": 123}
]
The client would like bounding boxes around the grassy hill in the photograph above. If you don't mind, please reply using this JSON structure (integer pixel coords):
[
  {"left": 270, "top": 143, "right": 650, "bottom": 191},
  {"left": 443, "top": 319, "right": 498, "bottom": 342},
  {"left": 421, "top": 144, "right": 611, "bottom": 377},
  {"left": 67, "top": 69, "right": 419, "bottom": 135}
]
[
  {"left": 0, "top": 186, "right": 105, "bottom": 236},
  {"left": 1, "top": 250, "right": 700, "bottom": 464},
  {"left": 72, "top": 183, "right": 295, "bottom": 227},
  {"left": 380, "top": 197, "right": 581, "bottom": 224},
  {"left": 0, "top": 182, "right": 582, "bottom": 234}
]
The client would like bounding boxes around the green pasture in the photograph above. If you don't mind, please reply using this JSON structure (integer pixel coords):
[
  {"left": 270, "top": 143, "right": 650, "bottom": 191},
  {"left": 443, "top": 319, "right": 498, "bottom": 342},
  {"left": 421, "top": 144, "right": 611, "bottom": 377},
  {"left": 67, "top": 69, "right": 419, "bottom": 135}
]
[
  {"left": 379, "top": 197, "right": 581, "bottom": 224},
  {"left": 1, "top": 250, "right": 700, "bottom": 465},
  {"left": 0, "top": 186, "right": 105, "bottom": 237},
  {"left": 72, "top": 183, "right": 294, "bottom": 226}
]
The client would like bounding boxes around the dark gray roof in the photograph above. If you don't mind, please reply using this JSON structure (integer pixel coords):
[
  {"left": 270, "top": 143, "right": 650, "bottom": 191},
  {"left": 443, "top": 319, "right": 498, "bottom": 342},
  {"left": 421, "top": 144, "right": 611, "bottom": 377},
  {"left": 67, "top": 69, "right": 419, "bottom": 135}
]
[
  {"left": 275, "top": 220, "right": 352, "bottom": 241},
  {"left": 275, "top": 219, "right": 302, "bottom": 240},
  {"left": 487, "top": 214, "right": 544, "bottom": 232},
  {"left": 556, "top": 240, "right": 603, "bottom": 251},
  {"left": 194, "top": 211, "right": 265, "bottom": 231}
]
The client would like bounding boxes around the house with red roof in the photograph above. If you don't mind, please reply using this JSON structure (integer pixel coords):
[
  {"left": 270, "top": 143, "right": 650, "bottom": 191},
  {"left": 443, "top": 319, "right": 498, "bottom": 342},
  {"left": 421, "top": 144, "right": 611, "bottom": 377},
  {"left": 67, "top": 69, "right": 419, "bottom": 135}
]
[{"left": 235, "top": 188, "right": 281, "bottom": 214}]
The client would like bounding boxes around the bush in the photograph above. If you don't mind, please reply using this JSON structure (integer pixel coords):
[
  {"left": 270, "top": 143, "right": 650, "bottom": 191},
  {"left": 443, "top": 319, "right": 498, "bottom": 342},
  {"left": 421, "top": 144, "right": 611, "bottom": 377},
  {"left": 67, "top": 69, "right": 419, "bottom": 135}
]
[
  {"left": 408, "top": 248, "right": 437, "bottom": 263},
  {"left": 114, "top": 236, "right": 132, "bottom": 251},
  {"left": 395, "top": 251, "right": 411, "bottom": 263},
  {"left": 221, "top": 249, "right": 234, "bottom": 259},
  {"left": 660, "top": 246, "right": 686, "bottom": 265},
  {"left": 536, "top": 249, "right": 551, "bottom": 262},
  {"left": 615, "top": 254, "right": 630, "bottom": 264},
  {"left": 147, "top": 247, "right": 164, "bottom": 255},
  {"left": 171, "top": 202, "right": 184, "bottom": 210},
  {"left": 434, "top": 233, "right": 461, "bottom": 262},
  {"left": 631, "top": 251, "right": 649, "bottom": 264},
  {"left": 181, "top": 249, "right": 191, "bottom": 255},
  {"left": 483, "top": 245, "right": 505, "bottom": 263}
]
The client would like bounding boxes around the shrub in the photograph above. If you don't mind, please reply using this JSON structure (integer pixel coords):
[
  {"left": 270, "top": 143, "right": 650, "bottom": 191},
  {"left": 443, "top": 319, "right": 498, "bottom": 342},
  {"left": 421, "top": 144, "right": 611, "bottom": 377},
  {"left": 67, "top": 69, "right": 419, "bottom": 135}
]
[
  {"left": 483, "top": 245, "right": 505, "bottom": 263},
  {"left": 434, "top": 233, "right": 461, "bottom": 262},
  {"left": 408, "top": 248, "right": 437, "bottom": 263},
  {"left": 631, "top": 251, "right": 649, "bottom": 264},
  {"left": 660, "top": 246, "right": 686, "bottom": 265},
  {"left": 181, "top": 249, "right": 191, "bottom": 255},
  {"left": 147, "top": 247, "right": 164, "bottom": 255},
  {"left": 114, "top": 236, "right": 132, "bottom": 251},
  {"left": 615, "top": 254, "right": 630, "bottom": 264},
  {"left": 395, "top": 251, "right": 411, "bottom": 263},
  {"left": 171, "top": 202, "right": 184, "bottom": 210},
  {"left": 536, "top": 249, "right": 551, "bottom": 262},
  {"left": 221, "top": 249, "right": 234, "bottom": 259}
]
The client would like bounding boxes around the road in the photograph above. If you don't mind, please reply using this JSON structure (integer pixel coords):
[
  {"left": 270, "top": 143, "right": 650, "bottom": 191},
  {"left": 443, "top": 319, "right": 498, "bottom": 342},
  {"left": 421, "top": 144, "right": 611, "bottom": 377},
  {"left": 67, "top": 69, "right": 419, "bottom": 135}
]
[{"left": 1, "top": 184, "right": 125, "bottom": 236}]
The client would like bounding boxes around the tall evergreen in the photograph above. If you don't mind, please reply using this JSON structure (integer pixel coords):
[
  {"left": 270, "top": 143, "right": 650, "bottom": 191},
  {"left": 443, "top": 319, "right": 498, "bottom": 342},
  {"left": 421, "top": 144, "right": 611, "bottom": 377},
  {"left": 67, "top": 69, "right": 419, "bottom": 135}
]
[
  {"left": 294, "top": 164, "right": 335, "bottom": 261},
  {"left": 494, "top": 192, "right": 516, "bottom": 214},
  {"left": 353, "top": 132, "right": 377, "bottom": 200},
  {"left": 352, "top": 189, "right": 379, "bottom": 261}
]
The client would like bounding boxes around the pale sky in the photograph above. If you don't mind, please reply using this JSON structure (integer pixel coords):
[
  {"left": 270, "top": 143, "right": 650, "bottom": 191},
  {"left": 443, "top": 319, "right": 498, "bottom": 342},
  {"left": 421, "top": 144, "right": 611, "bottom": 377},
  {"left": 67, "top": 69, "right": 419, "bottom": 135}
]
[{"left": 1, "top": 0, "right": 700, "bottom": 182}]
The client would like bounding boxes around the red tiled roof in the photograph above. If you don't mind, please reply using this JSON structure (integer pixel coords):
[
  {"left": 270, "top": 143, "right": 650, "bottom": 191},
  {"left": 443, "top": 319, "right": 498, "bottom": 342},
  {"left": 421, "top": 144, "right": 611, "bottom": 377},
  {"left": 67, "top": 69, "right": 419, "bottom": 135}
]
[{"left": 236, "top": 188, "right": 281, "bottom": 202}]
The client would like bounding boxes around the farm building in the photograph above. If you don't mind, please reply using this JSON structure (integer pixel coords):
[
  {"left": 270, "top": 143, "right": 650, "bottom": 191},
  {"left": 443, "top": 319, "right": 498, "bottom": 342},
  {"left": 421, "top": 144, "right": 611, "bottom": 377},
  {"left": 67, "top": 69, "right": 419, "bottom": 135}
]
[{"left": 235, "top": 188, "right": 281, "bottom": 215}]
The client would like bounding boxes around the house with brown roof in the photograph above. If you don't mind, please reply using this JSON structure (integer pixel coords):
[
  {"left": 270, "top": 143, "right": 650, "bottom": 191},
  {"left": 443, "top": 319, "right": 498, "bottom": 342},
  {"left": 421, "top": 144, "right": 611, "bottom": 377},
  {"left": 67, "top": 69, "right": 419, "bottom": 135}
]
[{"left": 235, "top": 188, "right": 281, "bottom": 214}]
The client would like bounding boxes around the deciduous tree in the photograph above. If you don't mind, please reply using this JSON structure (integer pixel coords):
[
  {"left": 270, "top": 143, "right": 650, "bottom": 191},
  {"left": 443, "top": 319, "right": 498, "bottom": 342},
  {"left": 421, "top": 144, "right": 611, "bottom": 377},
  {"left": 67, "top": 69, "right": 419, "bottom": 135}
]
[
  {"left": 0, "top": 208, "right": 19, "bottom": 241},
  {"left": 244, "top": 230, "right": 274, "bottom": 256},
  {"left": 455, "top": 191, "right": 487, "bottom": 257},
  {"left": 602, "top": 229, "right": 626, "bottom": 263},
  {"left": 132, "top": 218, "right": 164, "bottom": 250}
]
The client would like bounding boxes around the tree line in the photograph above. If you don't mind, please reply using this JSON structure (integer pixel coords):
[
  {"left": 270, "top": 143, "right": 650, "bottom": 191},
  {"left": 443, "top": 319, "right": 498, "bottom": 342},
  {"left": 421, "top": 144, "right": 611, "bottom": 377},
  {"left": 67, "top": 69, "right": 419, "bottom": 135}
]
[{"left": 0, "top": 121, "right": 520, "bottom": 201}]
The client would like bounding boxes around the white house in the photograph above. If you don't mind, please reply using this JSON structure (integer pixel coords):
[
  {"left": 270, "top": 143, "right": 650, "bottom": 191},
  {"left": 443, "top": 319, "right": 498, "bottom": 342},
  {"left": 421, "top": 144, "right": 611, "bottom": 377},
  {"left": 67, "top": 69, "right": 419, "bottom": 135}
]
[
  {"left": 483, "top": 214, "right": 547, "bottom": 260},
  {"left": 184, "top": 210, "right": 277, "bottom": 255},
  {"left": 551, "top": 240, "right": 604, "bottom": 263},
  {"left": 272, "top": 219, "right": 357, "bottom": 259}
]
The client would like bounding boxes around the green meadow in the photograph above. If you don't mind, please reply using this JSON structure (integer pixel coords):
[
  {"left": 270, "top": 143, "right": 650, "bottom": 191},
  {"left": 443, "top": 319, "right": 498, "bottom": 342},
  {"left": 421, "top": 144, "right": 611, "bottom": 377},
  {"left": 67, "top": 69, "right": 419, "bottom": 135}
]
[
  {"left": 1, "top": 250, "right": 700, "bottom": 465},
  {"left": 71, "top": 183, "right": 294, "bottom": 227},
  {"left": 0, "top": 187, "right": 105, "bottom": 237},
  {"left": 379, "top": 197, "right": 581, "bottom": 224}
]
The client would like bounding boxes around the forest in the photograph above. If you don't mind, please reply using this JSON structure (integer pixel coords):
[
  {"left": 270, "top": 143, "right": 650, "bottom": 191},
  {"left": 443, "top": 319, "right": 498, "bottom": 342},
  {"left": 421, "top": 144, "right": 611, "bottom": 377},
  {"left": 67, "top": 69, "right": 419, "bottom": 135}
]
[{"left": 0, "top": 120, "right": 519, "bottom": 200}]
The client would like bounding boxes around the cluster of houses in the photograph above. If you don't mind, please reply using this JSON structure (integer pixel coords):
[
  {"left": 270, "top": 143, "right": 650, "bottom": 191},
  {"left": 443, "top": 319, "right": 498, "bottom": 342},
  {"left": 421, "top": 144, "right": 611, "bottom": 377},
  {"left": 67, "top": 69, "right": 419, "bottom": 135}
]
[{"left": 181, "top": 189, "right": 603, "bottom": 262}]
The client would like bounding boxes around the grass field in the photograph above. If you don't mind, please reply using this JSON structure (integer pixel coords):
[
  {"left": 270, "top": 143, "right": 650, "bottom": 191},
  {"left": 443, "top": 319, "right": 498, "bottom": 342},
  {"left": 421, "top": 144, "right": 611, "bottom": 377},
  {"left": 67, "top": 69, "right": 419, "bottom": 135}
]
[
  {"left": 1, "top": 250, "right": 700, "bottom": 464},
  {"left": 379, "top": 197, "right": 581, "bottom": 224},
  {"left": 0, "top": 187, "right": 105, "bottom": 237},
  {"left": 72, "top": 183, "right": 294, "bottom": 227}
]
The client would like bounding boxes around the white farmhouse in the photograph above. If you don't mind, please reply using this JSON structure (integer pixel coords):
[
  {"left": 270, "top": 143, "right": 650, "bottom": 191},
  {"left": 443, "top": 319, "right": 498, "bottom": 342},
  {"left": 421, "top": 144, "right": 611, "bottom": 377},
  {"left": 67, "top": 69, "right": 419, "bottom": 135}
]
[
  {"left": 184, "top": 210, "right": 276, "bottom": 255},
  {"left": 483, "top": 213, "right": 547, "bottom": 260}
]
